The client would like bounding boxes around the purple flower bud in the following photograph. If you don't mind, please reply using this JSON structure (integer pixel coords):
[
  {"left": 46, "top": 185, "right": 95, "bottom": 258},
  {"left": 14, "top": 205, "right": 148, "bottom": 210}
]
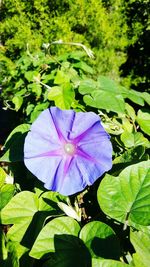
[{"left": 24, "top": 107, "right": 112, "bottom": 196}]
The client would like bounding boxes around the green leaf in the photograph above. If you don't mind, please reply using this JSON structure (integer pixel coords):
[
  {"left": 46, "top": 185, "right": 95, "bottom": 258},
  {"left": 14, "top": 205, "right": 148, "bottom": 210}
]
[
  {"left": 14, "top": 78, "right": 24, "bottom": 90},
  {"left": 30, "top": 217, "right": 81, "bottom": 259},
  {"left": 0, "top": 184, "right": 15, "bottom": 211},
  {"left": 0, "top": 190, "right": 64, "bottom": 264},
  {"left": 0, "top": 124, "right": 30, "bottom": 162},
  {"left": 79, "top": 76, "right": 146, "bottom": 113},
  {"left": 98, "top": 77, "right": 144, "bottom": 107},
  {"left": 38, "top": 191, "right": 67, "bottom": 213},
  {"left": 79, "top": 76, "right": 125, "bottom": 113},
  {"left": 0, "top": 167, "right": 6, "bottom": 186},
  {"left": 26, "top": 104, "right": 34, "bottom": 116},
  {"left": 125, "top": 103, "right": 136, "bottom": 122},
  {"left": 1, "top": 191, "right": 39, "bottom": 225},
  {"left": 15, "top": 88, "right": 27, "bottom": 96},
  {"left": 136, "top": 109, "right": 150, "bottom": 136},
  {"left": 121, "top": 132, "right": 150, "bottom": 148},
  {"left": 28, "top": 83, "right": 42, "bottom": 98},
  {"left": 47, "top": 83, "right": 75, "bottom": 109},
  {"left": 1, "top": 191, "right": 65, "bottom": 245},
  {"left": 83, "top": 93, "right": 125, "bottom": 114},
  {"left": 73, "top": 61, "right": 94, "bottom": 74},
  {"left": 98, "top": 161, "right": 150, "bottom": 227},
  {"left": 101, "top": 116, "right": 123, "bottom": 135},
  {"left": 92, "top": 258, "right": 130, "bottom": 267},
  {"left": 24, "top": 71, "right": 39, "bottom": 82},
  {"left": 130, "top": 230, "right": 150, "bottom": 267},
  {"left": 141, "top": 92, "right": 150, "bottom": 106},
  {"left": 12, "top": 96, "right": 23, "bottom": 111},
  {"left": 30, "top": 102, "right": 49, "bottom": 122},
  {"left": 79, "top": 221, "right": 121, "bottom": 259},
  {"left": 122, "top": 118, "right": 133, "bottom": 133},
  {"left": 54, "top": 70, "right": 70, "bottom": 84},
  {"left": 78, "top": 79, "right": 97, "bottom": 94},
  {"left": 42, "top": 235, "right": 90, "bottom": 267},
  {"left": 120, "top": 87, "right": 144, "bottom": 106},
  {"left": 1, "top": 191, "right": 39, "bottom": 254}
]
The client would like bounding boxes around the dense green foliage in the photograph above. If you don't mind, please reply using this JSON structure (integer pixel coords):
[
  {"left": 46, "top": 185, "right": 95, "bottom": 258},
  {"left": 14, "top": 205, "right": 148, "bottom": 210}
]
[
  {"left": 0, "top": 51, "right": 150, "bottom": 265},
  {"left": 1, "top": 0, "right": 149, "bottom": 82},
  {"left": 0, "top": 1, "right": 150, "bottom": 267}
]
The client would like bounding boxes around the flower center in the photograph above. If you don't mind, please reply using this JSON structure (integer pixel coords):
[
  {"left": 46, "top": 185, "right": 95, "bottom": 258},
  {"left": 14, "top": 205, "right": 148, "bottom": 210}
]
[{"left": 64, "top": 143, "right": 76, "bottom": 155}]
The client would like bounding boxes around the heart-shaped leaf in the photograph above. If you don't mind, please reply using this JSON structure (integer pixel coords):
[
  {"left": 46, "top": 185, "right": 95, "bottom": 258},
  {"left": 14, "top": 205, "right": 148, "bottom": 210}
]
[
  {"left": 98, "top": 161, "right": 150, "bottom": 227},
  {"left": 47, "top": 83, "right": 75, "bottom": 109},
  {"left": 121, "top": 131, "right": 150, "bottom": 148},
  {"left": 1, "top": 191, "right": 65, "bottom": 247},
  {"left": 79, "top": 77, "right": 125, "bottom": 114},
  {"left": 30, "top": 216, "right": 81, "bottom": 259}
]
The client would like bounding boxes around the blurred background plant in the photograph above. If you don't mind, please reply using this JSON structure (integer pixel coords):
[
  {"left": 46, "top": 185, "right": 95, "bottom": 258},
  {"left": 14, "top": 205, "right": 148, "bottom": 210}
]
[{"left": 0, "top": 0, "right": 149, "bottom": 90}]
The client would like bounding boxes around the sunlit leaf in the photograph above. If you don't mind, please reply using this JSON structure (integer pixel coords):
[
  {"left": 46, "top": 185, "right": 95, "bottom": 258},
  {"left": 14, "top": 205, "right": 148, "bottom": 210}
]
[
  {"left": 24, "top": 71, "right": 39, "bottom": 82},
  {"left": 125, "top": 103, "right": 136, "bottom": 122},
  {"left": 30, "top": 217, "right": 81, "bottom": 259},
  {"left": 1, "top": 191, "right": 65, "bottom": 247},
  {"left": 1, "top": 191, "right": 39, "bottom": 225},
  {"left": 141, "top": 92, "right": 150, "bottom": 106},
  {"left": 79, "top": 77, "right": 125, "bottom": 113},
  {"left": 98, "top": 161, "right": 150, "bottom": 227},
  {"left": 121, "top": 131, "right": 150, "bottom": 148},
  {"left": 12, "top": 96, "right": 23, "bottom": 111},
  {"left": 120, "top": 87, "right": 144, "bottom": 106},
  {"left": 130, "top": 230, "right": 150, "bottom": 267},
  {"left": 136, "top": 109, "right": 150, "bottom": 136},
  {"left": 54, "top": 70, "right": 70, "bottom": 84},
  {"left": 47, "top": 83, "right": 75, "bottom": 109},
  {"left": 28, "top": 83, "right": 42, "bottom": 98},
  {"left": 0, "top": 167, "right": 6, "bottom": 187},
  {"left": 92, "top": 258, "right": 131, "bottom": 267}
]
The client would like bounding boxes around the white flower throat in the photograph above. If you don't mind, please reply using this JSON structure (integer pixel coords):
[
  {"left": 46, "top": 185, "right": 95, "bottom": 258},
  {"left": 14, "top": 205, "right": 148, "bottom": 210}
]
[{"left": 64, "top": 143, "right": 76, "bottom": 155}]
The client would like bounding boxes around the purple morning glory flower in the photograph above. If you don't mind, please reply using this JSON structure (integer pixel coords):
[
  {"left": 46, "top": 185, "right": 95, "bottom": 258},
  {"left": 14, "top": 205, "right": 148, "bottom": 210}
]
[{"left": 24, "top": 107, "right": 112, "bottom": 196}]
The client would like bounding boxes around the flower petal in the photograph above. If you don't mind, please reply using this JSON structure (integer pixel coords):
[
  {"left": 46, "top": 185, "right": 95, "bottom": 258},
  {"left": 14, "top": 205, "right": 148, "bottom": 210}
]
[
  {"left": 45, "top": 156, "right": 87, "bottom": 196},
  {"left": 24, "top": 131, "right": 61, "bottom": 159},
  {"left": 69, "top": 111, "right": 103, "bottom": 141},
  {"left": 29, "top": 109, "right": 61, "bottom": 144},
  {"left": 24, "top": 155, "right": 62, "bottom": 184},
  {"left": 49, "top": 107, "right": 75, "bottom": 141},
  {"left": 75, "top": 119, "right": 112, "bottom": 169}
]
